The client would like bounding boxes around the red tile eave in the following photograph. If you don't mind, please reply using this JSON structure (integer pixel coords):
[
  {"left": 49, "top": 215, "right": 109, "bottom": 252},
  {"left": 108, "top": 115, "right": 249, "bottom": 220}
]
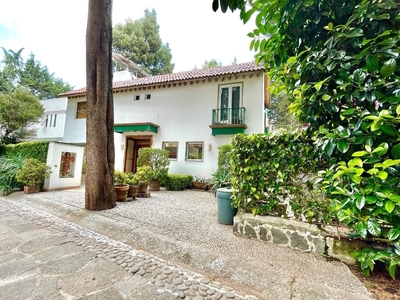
[{"left": 58, "top": 61, "right": 265, "bottom": 99}]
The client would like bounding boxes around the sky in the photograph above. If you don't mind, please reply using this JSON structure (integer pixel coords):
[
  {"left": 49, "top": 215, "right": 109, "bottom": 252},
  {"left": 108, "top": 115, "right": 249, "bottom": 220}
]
[{"left": 0, "top": 0, "right": 256, "bottom": 89}]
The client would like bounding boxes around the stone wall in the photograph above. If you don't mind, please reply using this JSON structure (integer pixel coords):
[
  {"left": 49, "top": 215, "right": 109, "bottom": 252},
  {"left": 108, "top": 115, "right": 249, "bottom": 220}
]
[{"left": 233, "top": 213, "right": 364, "bottom": 264}]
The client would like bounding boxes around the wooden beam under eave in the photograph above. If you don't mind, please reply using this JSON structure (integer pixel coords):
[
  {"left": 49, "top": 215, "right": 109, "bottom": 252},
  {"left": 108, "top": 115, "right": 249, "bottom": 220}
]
[{"left": 264, "top": 73, "right": 271, "bottom": 109}]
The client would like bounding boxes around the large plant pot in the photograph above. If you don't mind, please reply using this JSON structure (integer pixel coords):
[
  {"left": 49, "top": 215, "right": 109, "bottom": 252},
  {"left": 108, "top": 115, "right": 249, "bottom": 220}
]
[
  {"left": 149, "top": 179, "right": 160, "bottom": 191},
  {"left": 216, "top": 188, "right": 237, "bottom": 225},
  {"left": 24, "top": 186, "right": 39, "bottom": 194},
  {"left": 137, "top": 181, "right": 149, "bottom": 194},
  {"left": 128, "top": 185, "right": 138, "bottom": 199},
  {"left": 115, "top": 185, "right": 129, "bottom": 201},
  {"left": 192, "top": 181, "right": 206, "bottom": 190}
]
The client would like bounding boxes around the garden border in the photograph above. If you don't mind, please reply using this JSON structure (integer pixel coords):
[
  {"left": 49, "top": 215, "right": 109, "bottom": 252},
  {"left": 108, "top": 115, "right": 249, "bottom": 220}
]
[{"left": 233, "top": 213, "right": 369, "bottom": 265}]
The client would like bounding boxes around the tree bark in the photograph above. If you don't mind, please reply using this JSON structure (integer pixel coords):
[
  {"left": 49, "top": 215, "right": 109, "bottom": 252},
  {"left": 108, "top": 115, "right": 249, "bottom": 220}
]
[{"left": 85, "top": 0, "right": 116, "bottom": 210}]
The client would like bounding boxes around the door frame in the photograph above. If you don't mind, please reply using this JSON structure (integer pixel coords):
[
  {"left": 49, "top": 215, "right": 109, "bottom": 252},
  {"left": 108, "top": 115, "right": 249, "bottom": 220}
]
[{"left": 124, "top": 135, "right": 152, "bottom": 173}]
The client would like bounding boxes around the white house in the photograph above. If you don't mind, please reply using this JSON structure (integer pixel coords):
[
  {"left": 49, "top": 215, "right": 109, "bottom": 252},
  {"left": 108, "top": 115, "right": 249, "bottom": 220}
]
[
  {"left": 38, "top": 62, "right": 268, "bottom": 178},
  {"left": 33, "top": 97, "right": 68, "bottom": 141}
]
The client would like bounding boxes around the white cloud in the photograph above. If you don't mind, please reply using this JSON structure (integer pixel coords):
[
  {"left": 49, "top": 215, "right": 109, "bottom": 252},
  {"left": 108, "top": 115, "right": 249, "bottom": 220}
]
[{"left": 0, "top": 0, "right": 256, "bottom": 89}]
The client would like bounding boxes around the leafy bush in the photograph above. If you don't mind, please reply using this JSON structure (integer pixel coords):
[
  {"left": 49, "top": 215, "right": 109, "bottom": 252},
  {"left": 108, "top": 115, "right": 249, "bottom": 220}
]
[
  {"left": 231, "top": 131, "right": 330, "bottom": 221},
  {"left": 217, "top": 144, "right": 232, "bottom": 170},
  {"left": 208, "top": 168, "right": 231, "bottom": 196},
  {"left": 125, "top": 172, "right": 139, "bottom": 185},
  {"left": 134, "top": 166, "right": 153, "bottom": 183},
  {"left": 114, "top": 170, "right": 127, "bottom": 186},
  {"left": 137, "top": 148, "right": 170, "bottom": 182},
  {"left": 2, "top": 141, "right": 49, "bottom": 163},
  {"left": 0, "top": 153, "right": 26, "bottom": 195},
  {"left": 164, "top": 174, "right": 193, "bottom": 191},
  {"left": 219, "top": 0, "right": 400, "bottom": 278},
  {"left": 16, "top": 158, "right": 51, "bottom": 187}
]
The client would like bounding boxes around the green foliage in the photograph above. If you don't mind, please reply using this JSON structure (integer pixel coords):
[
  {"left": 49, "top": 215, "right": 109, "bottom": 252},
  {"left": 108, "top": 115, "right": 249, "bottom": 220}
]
[
  {"left": 218, "top": 0, "right": 400, "bottom": 278},
  {"left": 113, "top": 9, "right": 174, "bottom": 75},
  {"left": 217, "top": 144, "right": 233, "bottom": 170},
  {"left": 352, "top": 245, "right": 400, "bottom": 280},
  {"left": 137, "top": 148, "right": 170, "bottom": 182},
  {"left": 1, "top": 48, "right": 72, "bottom": 98},
  {"left": 164, "top": 174, "right": 193, "bottom": 191},
  {"left": 16, "top": 158, "right": 50, "bottom": 187},
  {"left": 114, "top": 170, "right": 127, "bottom": 186},
  {"left": 134, "top": 166, "right": 153, "bottom": 183},
  {"left": 231, "top": 131, "right": 330, "bottom": 220},
  {"left": 269, "top": 91, "right": 300, "bottom": 131},
  {"left": 0, "top": 153, "right": 26, "bottom": 195},
  {"left": 2, "top": 141, "right": 49, "bottom": 162},
  {"left": 209, "top": 168, "right": 232, "bottom": 196},
  {"left": 202, "top": 59, "right": 222, "bottom": 69},
  {"left": 209, "top": 144, "right": 234, "bottom": 196},
  {"left": 0, "top": 89, "right": 44, "bottom": 144},
  {"left": 125, "top": 172, "right": 139, "bottom": 185},
  {"left": 19, "top": 53, "right": 72, "bottom": 99}
]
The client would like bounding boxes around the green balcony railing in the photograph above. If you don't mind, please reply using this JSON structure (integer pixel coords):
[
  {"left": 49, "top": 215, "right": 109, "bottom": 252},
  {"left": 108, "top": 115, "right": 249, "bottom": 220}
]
[{"left": 211, "top": 107, "right": 246, "bottom": 125}]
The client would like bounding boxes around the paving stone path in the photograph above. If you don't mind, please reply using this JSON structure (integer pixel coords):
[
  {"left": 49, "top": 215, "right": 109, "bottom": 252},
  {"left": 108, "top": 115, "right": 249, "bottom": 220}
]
[{"left": 0, "top": 199, "right": 258, "bottom": 300}]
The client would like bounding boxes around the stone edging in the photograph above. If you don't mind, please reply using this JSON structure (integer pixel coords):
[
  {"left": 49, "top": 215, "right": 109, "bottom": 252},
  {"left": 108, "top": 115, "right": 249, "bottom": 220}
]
[{"left": 233, "top": 213, "right": 364, "bottom": 264}]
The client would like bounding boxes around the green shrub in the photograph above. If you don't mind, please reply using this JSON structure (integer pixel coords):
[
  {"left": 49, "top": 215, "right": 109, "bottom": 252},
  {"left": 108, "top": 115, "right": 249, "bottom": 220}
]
[
  {"left": 231, "top": 131, "right": 330, "bottom": 221},
  {"left": 2, "top": 141, "right": 49, "bottom": 163},
  {"left": 137, "top": 148, "right": 170, "bottom": 182},
  {"left": 164, "top": 174, "right": 193, "bottom": 191},
  {"left": 134, "top": 166, "right": 153, "bottom": 183},
  {"left": 16, "top": 158, "right": 51, "bottom": 187},
  {"left": 125, "top": 172, "right": 139, "bottom": 185},
  {"left": 217, "top": 144, "right": 233, "bottom": 171},
  {"left": 0, "top": 153, "right": 26, "bottom": 195},
  {"left": 114, "top": 170, "right": 127, "bottom": 186}
]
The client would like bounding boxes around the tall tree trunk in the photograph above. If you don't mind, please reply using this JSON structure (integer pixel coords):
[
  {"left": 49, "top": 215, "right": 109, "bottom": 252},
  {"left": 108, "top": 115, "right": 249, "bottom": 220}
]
[{"left": 85, "top": 0, "right": 116, "bottom": 210}]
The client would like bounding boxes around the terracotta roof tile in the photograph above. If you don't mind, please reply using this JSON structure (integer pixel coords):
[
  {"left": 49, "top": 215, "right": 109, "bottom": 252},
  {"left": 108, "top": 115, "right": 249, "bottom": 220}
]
[{"left": 59, "top": 61, "right": 264, "bottom": 98}]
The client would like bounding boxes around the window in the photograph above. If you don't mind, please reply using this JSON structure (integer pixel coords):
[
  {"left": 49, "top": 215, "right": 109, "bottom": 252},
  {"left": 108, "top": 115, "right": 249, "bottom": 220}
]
[
  {"left": 219, "top": 83, "right": 242, "bottom": 123},
  {"left": 45, "top": 114, "right": 57, "bottom": 127},
  {"left": 186, "top": 142, "right": 203, "bottom": 161},
  {"left": 162, "top": 142, "right": 178, "bottom": 160},
  {"left": 60, "top": 152, "right": 76, "bottom": 178},
  {"left": 145, "top": 93, "right": 151, "bottom": 100},
  {"left": 76, "top": 102, "right": 87, "bottom": 119},
  {"left": 134, "top": 95, "right": 140, "bottom": 101}
]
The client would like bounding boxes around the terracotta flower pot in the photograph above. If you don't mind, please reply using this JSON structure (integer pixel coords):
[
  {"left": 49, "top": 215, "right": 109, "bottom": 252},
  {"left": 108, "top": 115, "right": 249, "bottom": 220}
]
[
  {"left": 192, "top": 181, "right": 206, "bottom": 189},
  {"left": 115, "top": 185, "right": 129, "bottom": 201},
  {"left": 128, "top": 185, "right": 138, "bottom": 198},
  {"left": 137, "top": 181, "right": 149, "bottom": 194},
  {"left": 149, "top": 179, "right": 160, "bottom": 191},
  {"left": 24, "top": 186, "right": 40, "bottom": 194}
]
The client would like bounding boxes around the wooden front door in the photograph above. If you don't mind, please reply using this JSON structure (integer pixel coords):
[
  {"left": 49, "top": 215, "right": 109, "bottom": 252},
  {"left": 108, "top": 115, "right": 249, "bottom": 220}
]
[{"left": 124, "top": 136, "right": 152, "bottom": 173}]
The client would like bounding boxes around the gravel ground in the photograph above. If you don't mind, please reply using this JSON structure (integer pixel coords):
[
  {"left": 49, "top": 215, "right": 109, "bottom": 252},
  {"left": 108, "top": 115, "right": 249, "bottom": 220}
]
[{"left": 3, "top": 188, "right": 372, "bottom": 300}]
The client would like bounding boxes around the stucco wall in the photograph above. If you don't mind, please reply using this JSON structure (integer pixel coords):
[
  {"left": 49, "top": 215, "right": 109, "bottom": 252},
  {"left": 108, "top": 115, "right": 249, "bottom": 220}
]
[
  {"left": 63, "top": 73, "right": 265, "bottom": 177},
  {"left": 35, "top": 97, "right": 67, "bottom": 140},
  {"left": 44, "top": 142, "right": 84, "bottom": 190}
]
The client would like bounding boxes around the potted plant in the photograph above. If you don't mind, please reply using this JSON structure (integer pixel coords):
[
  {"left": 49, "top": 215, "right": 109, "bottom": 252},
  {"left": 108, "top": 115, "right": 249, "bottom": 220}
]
[
  {"left": 114, "top": 170, "right": 129, "bottom": 201},
  {"left": 192, "top": 175, "right": 209, "bottom": 190},
  {"left": 125, "top": 172, "right": 139, "bottom": 199},
  {"left": 137, "top": 148, "right": 170, "bottom": 191},
  {"left": 134, "top": 166, "right": 153, "bottom": 195},
  {"left": 16, "top": 158, "right": 51, "bottom": 194}
]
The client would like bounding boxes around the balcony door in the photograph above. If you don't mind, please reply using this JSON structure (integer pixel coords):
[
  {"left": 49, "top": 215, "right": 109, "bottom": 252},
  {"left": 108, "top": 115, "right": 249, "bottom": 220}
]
[{"left": 219, "top": 83, "right": 242, "bottom": 123}]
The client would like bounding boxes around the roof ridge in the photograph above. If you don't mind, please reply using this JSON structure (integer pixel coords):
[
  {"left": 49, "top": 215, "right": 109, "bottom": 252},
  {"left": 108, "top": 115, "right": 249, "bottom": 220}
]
[{"left": 58, "top": 61, "right": 264, "bottom": 98}]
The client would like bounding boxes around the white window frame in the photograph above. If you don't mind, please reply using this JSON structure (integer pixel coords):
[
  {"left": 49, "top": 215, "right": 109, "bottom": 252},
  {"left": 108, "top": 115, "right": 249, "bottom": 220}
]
[
  {"left": 76, "top": 101, "right": 87, "bottom": 119},
  {"left": 134, "top": 94, "right": 140, "bottom": 101},
  {"left": 185, "top": 142, "right": 204, "bottom": 162},
  {"left": 218, "top": 83, "right": 243, "bottom": 123},
  {"left": 162, "top": 141, "right": 178, "bottom": 161}
]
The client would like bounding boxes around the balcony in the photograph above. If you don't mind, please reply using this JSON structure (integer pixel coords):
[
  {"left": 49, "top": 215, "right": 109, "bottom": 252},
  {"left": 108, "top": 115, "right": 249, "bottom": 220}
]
[{"left": 210, "top": 107, "right": 247, "bottom": 135}]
